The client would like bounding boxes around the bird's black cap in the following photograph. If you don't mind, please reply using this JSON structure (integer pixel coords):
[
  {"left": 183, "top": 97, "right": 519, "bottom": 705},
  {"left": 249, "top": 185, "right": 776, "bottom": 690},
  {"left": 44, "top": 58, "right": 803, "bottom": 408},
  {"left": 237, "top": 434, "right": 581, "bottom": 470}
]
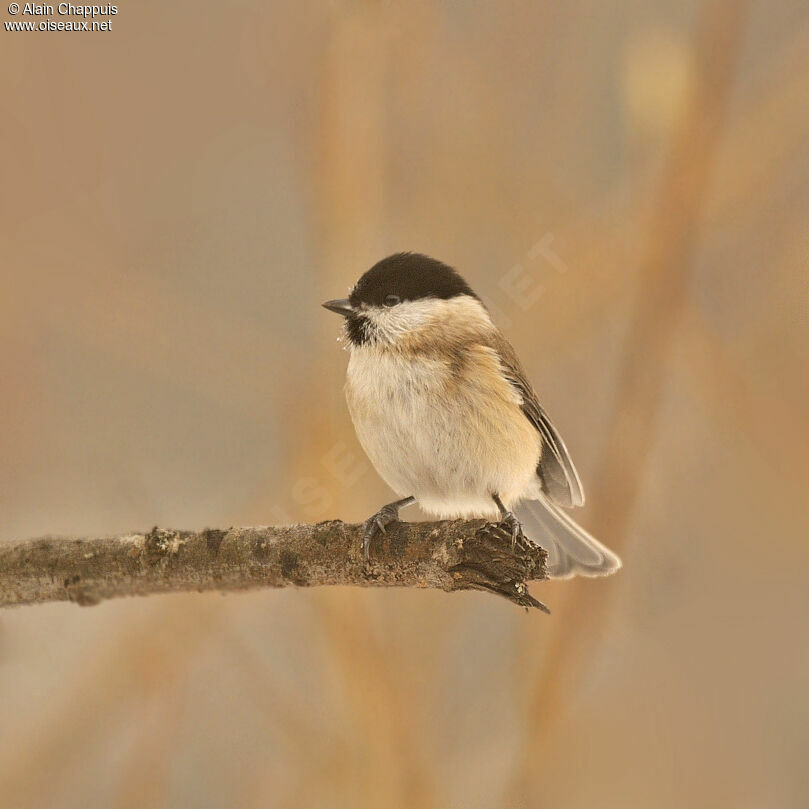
[{"left": 348, "top": 253, "right": 478, "bottom": 308}]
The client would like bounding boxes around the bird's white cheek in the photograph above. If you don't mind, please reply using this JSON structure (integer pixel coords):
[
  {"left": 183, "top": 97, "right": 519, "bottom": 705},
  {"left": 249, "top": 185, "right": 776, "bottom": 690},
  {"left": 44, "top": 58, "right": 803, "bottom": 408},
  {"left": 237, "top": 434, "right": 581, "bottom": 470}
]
[{"left": 362, "top": 301, "right": 431, "bottom": 337}]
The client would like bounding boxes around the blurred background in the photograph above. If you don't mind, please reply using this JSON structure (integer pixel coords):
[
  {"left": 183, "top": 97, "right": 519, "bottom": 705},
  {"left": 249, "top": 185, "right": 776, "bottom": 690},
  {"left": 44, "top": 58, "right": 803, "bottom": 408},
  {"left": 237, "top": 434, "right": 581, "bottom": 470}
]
[{"left": 2, "top": 0, "right": 808, "bottom": 806}]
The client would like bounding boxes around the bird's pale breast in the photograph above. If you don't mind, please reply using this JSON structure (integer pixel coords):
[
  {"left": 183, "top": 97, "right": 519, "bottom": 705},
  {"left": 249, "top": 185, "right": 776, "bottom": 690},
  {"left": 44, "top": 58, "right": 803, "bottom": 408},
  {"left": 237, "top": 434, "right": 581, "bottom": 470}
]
[{"left": 345, "top": 342, "right": 542, "bottom": 518}]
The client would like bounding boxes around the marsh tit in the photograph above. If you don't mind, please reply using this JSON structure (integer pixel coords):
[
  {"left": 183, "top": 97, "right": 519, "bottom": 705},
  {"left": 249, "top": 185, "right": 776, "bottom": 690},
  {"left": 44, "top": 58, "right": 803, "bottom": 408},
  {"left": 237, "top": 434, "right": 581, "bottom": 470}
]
[{"left": 323, "top": 252, "right": 621, "bottom": 578}]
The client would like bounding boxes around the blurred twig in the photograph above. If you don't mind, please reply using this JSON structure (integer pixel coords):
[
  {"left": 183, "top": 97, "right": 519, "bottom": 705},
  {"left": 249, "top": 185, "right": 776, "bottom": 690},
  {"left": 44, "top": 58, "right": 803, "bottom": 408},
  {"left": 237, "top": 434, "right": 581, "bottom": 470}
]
[
  {"left": 508, "top": 0, "right": 750, "bottom": 799},
  {"left": 0, "top": 521, "right": 548, "bottom": 610}
]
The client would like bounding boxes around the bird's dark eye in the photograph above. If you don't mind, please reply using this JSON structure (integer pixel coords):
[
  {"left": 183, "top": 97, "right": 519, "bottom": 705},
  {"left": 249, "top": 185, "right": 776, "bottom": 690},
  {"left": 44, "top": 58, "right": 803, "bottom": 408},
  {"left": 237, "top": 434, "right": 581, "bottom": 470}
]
[{"left": 383, "top": 294, "right": 401, "bottom": 307}]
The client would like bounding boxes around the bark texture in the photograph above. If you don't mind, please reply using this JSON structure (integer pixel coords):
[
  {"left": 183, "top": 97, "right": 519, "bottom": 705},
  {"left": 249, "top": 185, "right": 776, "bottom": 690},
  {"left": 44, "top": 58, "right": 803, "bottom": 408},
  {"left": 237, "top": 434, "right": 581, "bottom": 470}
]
[{"left": 0, "top": 520, "right": 549, "bottom": 611}]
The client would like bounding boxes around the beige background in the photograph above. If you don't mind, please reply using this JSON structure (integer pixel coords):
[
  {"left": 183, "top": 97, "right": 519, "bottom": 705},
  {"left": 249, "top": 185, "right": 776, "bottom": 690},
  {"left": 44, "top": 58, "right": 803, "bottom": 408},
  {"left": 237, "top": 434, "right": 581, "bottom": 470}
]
[{"left": 2, "top": 1, "right": 808, "bottom": 807}]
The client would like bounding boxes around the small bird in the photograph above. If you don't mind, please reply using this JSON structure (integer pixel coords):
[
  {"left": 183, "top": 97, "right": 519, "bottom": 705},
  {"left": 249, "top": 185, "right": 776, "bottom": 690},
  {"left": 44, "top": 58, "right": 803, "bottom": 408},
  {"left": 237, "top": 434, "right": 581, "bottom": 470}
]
[{"left": 323, "top": 252, "right": 621, "bottom": 578}]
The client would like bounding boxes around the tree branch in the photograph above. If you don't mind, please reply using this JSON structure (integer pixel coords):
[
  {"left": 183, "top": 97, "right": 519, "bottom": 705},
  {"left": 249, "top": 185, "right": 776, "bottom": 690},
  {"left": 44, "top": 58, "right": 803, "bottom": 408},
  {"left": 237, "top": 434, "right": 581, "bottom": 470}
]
[{"left": 0, "top": 520, "right": 549, "bottom": 611}]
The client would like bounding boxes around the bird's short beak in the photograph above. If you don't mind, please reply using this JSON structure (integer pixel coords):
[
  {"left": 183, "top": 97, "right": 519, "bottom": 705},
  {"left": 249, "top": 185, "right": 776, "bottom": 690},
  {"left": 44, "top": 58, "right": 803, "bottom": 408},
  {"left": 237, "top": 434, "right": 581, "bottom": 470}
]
[{"left": 322, "top": 298, "right": 354, "bottom": 317}]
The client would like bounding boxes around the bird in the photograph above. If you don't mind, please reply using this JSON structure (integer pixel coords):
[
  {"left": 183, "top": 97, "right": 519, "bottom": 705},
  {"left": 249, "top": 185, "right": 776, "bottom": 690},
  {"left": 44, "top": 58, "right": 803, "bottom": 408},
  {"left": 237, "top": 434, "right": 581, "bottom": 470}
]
[{"left": 322, "top": 252, "right": 621, "bottom": 578}]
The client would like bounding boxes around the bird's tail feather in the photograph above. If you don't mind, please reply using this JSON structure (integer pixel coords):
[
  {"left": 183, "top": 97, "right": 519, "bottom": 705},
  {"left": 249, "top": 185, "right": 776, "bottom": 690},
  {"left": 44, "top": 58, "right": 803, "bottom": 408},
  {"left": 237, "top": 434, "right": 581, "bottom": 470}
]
[{"left": 517, "top": 495, "right": 622, "bottom": 579}]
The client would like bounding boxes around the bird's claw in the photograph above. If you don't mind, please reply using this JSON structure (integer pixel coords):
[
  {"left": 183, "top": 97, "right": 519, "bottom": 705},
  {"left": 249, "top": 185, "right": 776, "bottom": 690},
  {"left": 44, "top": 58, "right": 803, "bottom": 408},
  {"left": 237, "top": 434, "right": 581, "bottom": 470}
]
[
  {"left": 362, "top": 504, "right": 399, "bottom": 560},
  {"left": 497, "top": 511, "right": 524, "bottom": 549}
]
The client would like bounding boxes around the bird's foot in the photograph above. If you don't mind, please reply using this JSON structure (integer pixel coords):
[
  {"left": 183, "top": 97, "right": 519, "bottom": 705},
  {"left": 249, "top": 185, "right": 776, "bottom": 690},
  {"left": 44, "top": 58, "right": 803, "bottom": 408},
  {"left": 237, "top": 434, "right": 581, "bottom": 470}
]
[
  {"left": 491, "top": 493, "right": 524, "bottom": 548},
  {"left": 362, "top": 496, "right": 415, "bottom": 561},
  {"left": 496, "top": 511, "right": 525, "bottom": 549}
]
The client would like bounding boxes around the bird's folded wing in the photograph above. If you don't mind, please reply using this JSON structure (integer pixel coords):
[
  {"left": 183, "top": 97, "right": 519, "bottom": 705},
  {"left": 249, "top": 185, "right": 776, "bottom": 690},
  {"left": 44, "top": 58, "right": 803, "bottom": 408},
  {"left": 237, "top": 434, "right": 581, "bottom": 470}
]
[{"left": 488, "top": 333, "right": 585, "bottom": 508}]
